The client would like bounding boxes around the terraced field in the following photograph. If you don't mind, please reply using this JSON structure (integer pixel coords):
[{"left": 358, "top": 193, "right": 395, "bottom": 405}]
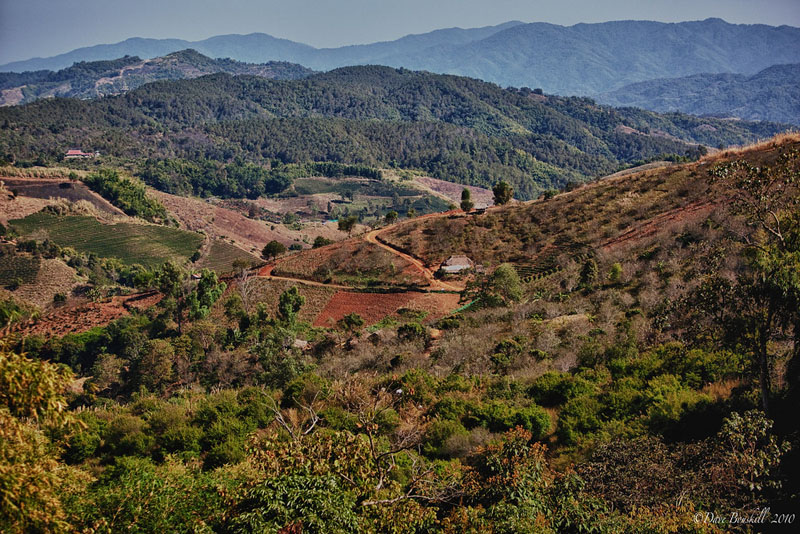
[
  {"left": 271, "top": 239, "right": 426, "bottom": 287},
  {"left": 0, "top": 252, "right": 41, "bottom": 286},
  {"left": 248, "top": 278, "right": 336, "bottom": 324},
  {"left": 197, "top": 240, "right": 262, "bottom": 274},
  {"left": 9, "top": 213, "right": 203, "bottom": 268}
]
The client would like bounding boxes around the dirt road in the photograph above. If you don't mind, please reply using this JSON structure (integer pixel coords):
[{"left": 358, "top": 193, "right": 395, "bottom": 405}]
[
  {"left": 255, "top": 209, "right": 467, "bottom": 293},
  {"left": 363, "top": 226, "right": 463, "bottom": 292}
]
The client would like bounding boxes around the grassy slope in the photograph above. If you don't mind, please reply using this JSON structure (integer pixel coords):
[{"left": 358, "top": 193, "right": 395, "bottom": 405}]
[
  {"left": 381, "top": 137, "right": 800, "bottom": 269},
  {"left": 9, "top": 213, "right": 203, "bottom": 268}
]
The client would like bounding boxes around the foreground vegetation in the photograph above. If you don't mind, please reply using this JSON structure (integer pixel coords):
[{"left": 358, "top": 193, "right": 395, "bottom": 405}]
[{"left": 1, "top": 137, "right": 799, "bottom": 533}]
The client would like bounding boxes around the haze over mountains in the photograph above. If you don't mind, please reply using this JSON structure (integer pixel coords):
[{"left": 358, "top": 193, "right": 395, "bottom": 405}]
[
  {"left": 4, "top": 18, "right": 799, "bottom": 96},
  {"left": 596, "top": 64, "right": 800, "bottom": 126}
]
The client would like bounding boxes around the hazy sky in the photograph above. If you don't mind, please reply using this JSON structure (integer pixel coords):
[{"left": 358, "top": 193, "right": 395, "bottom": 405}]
[{"left": 1, "top": 0, "right": 799, "bottom": 64}]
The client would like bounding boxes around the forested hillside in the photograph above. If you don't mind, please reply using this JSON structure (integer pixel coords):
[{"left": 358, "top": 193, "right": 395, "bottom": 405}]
[
  {"left": 0, "top": 50, "right": 313, "bottom": 106},
  {"left": 0, "top": 66, "right": 787, "bottom": 199},
  {"left": 598, "top": 63, "right": 800, "bottom": 126}
]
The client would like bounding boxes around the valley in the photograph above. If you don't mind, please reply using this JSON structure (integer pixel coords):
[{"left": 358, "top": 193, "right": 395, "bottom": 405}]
[{"left": 2, "top": 10, "right": 799, "bottom": 533}]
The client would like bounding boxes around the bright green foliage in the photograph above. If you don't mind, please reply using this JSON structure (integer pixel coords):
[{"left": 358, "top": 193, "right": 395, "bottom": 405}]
[
  {"left": 187, "top": 269, "right": 227, "bottom": 320},
  {"left": 83, "top": 169, "right": 168, "bottom": 222},
  {"left": 278, "top": 286, "right": 305, "bottom": 324},
  {"left": 228, "top": 474, "right": 360, "bottom": 534},
  {"left": 0, "top": 348, "right": 85, "bottom": 534},
  {"left": 74, "top": 456, "right": 226, "bottom": 534},
  {"left": 483, "top": 263, "right": 523, "bottom": 306},
  {"left": 607, "top": 262, "right": 623, "bottom": 284}
]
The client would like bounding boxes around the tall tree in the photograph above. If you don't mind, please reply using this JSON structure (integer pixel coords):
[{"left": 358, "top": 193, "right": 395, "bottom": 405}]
[
  {"left": 460, "top": 188, "right": 474, "bottom": 212},
  {"left": 493, "top": 180, "right": 513, "bottom": 205},
  {"left": 709, "top": 149, "right": 800, "bottom": 413},
  {"left": 278, "top": 286, "right": 305, "bottom": 324},
  {"left": 337, "top": 216, "right": 358, "bottom": 236}
]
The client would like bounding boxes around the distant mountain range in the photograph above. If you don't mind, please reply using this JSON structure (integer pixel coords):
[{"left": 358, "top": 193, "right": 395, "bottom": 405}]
[
  {"left": 3, "top": 19, "right": 799, "bottom": 96},
  {"left": 596, "top": 64, "right": 800, "bottom": 126},
  {"left": 0, "top": 50, "right": 313, "bottom": 106}
]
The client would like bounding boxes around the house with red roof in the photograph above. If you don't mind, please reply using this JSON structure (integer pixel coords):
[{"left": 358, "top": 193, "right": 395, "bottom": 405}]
[{"left": 64, "top": 149, "right": 99, "bottom": 159}]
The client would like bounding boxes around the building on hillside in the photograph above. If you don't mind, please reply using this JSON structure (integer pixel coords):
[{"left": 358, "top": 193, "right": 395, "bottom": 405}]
[
  {"left": 64, "top": 149, "right": 99, "bottom": 159},
  {"left": 439, "top": 255, "right": 475, "bottom": 274}
]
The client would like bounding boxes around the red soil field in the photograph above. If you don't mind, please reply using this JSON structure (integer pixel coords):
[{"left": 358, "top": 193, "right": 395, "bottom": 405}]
[
  {"left": 3, "top": 292, "right": 161, "bottom": 339},
  {"left": 313, "top": 291, "right": 415, "bottom": 327}
]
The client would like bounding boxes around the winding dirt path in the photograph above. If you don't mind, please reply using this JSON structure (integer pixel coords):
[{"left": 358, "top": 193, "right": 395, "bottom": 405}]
[
  {"left": 254, "top": 210, "right": 466, "bottom": 293},
  {"left": 256, "top": 263, "right": 351, "bottom": 290},
  {"left": 364, "top": 226, "right": 463, "bottom": 292}
]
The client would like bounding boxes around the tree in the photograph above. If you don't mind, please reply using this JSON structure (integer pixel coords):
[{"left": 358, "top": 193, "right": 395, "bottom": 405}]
[
  {"left": 608, "top": 262, "right": 623, "bottom": 284},
  {"left": 708, "top": 149, "right": 800, "bottom": 413},
  {"left": 460, "top": 188, "right": 474, "bottom": 213},
  {"left": 187, "top": 269, "right": 226, "bottom": 320},
  {"left": 313, "top": 236, "right": 333, "bottom": 248},
  {"left": 492, "top": 180, "right": 513, "bottom": 205},
  {"left": 337, "top": 312, "right": 364, "bottom": 333},
  {"left": 0, "top": 348, "right": 85, "bottom": 534},
  {"left": 464, "top": 263, "right": 523, "bottom": 307},
  {"left": 406, "top": 208, "right": 417, "bottom": 218},
  {"left": 278, "top": 286, "right": 305, "bottom": 324},
  {"left": 384, "top": 210, "right": 398, "bottom": 225},
  {"left": 490, "top": 263, "right": 523, "bottom": 304},
  {"left": 262, "top": 240, "right": 287, "bottom": 260},
  {"left": 579, "top": 258, "right": 598, "bottom": 289},
  {"left": 337, "top": 216, "right": 358, "bottom": 236},
  {"left": 157, "top": 260, "right": 186, "bottom": 299}
]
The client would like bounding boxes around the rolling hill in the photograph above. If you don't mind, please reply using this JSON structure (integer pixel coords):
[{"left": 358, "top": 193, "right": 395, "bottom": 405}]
[
  {"left": 0, "top": 49, "right": 313, "bottom": 106},
  {"left": 3, "top": 19, "right": 799, "bottom": 95},
  {"left": 0, "top": 66, "right": 788, "bottom": 201},
  {"left": 597, "top": 63, "right": 800, "bottom": 126}
]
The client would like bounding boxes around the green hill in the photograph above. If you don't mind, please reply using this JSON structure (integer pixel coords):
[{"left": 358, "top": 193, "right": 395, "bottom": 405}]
[
  {"left": 0, "top": 49, "right": 314, "bottom": 106},
  {"left": 0, "top": 66, "right": 788, "bottom": 200}
]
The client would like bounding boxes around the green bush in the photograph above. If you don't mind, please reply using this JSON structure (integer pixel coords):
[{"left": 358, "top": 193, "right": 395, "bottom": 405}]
[
  {"left": 83, "top": 169, "right": 168, "bottom": 223},
  {"left": 320, "top": 406, "right": 359, "bottom": 432},
  {"left": 528, "top": 372, "right": 596, "bottom": 407},
  {"left": 105, "top": 414, "right": 154, "bottom": 457},
  {"left": 397, "top": 322, "right": 429, "bottom": 343},
  {"left": 228, "top": 474, "right": 359, "bottom": 534},
  {"left": 158, "top": 425, "right": 203, "bottom": 457},
  {"left": 204, "top": 436, "right": 246, "bottom": 469},
  {"left": 475, "top": 401, "right": 550, "bottom": 438},
  {"left": 557, "top": 396, "right": 603, "bottom": 446},
  {"left": 424, "top": 418, "right": 470, "bottom": 458},
  {"left": 432, "top": 396, "right": 470, "bottom": 421}
]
